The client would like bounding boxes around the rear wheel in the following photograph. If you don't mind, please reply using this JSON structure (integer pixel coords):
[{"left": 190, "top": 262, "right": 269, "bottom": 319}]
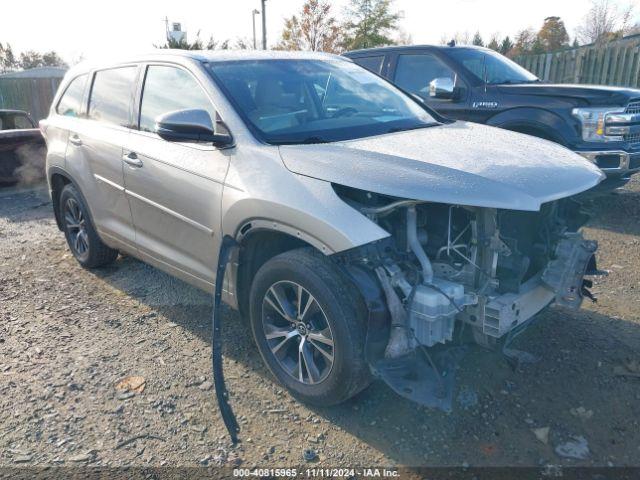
[
  {"left": 60, "top": 184, "right": 118, "bottom": 268},
  {"left": 249, "top": 248, "right": 371, "bottom": 406}
]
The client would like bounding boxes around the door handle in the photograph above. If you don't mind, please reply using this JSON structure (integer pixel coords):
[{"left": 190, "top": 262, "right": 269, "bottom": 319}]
[
  {"left": 69, "top": 134, "right": 82, "bottom": 146},
  {"left": 123, "top": 151, "right": 143, "bottom": 168}
]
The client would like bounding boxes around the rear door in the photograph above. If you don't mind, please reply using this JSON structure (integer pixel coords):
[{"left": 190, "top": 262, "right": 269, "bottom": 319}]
[
  {"left": 122, "top": 63, "right": 231, "bottom": 288},
  {"left": 64, "top": 66, "right": 139, "bottom": 248}
]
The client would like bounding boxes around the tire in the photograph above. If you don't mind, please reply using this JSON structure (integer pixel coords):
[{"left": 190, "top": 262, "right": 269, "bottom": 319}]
[
  {"left": 249, "top": 248, "right": 371, "bottom": 406},
  {"left": 59, "top": 183, "right": 118, "bottom": 268}
]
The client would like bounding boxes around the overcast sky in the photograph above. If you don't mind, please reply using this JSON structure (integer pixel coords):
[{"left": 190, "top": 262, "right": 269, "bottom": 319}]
[{"left": 2, "top": 0, "right": 639, "bottom": 63}]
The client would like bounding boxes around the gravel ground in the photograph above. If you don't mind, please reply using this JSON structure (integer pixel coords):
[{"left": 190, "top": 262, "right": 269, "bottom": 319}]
[{"left": 1, "top": 178, "right": 639, "bottom": 470}]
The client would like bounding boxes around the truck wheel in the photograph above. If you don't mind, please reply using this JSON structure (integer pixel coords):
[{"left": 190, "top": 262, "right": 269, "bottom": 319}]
[
  {"left": 249, "top": 248, "right": 371, "bottom": 406},
  {"left": 60, "top": 184, "right": 118, "bottom": 268}
]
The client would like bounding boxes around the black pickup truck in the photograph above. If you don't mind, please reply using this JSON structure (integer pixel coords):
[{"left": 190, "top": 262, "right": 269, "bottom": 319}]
[
  {"left": 0, "top": 109, "right": 45, "bottom": 185},
  {"left": 344, "top": 45, "right": 640, "bottom": 185}
]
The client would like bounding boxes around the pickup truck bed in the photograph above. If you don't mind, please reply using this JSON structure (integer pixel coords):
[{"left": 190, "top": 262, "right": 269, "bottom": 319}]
[{"left": 0, "top": 110, "right": 45, "bottom": 185}]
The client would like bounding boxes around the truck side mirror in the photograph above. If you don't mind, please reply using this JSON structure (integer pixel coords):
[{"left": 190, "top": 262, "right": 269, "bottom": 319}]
[{"left": 429, "top": 77, "right": 455, "bottom": 100}]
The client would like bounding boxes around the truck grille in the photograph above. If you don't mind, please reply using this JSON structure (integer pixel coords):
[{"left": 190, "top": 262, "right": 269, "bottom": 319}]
[
  {"left": 624, "top": 100, "right": 640, "bottom": 146},
  {"left": 625, "top": 100, "right": 640, "bottom": 114}
]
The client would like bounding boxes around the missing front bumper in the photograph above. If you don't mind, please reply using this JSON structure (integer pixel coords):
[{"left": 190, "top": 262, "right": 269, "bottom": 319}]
[{"left": 480, "top": 233, "right": 599, "bottom": 338}]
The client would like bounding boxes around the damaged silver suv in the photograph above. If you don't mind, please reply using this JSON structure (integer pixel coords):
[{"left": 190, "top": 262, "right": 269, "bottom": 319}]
[{"left": 42, "top": 51, "right": 604, "bottom": 410}]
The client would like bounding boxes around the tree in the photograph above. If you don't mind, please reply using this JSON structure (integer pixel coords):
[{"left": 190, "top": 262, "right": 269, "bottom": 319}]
[
  {"left": 537, "top": 16, "right": 569, "bottom": 51},
  {"left": 276, "top": 0, "right": 342, "bottom": 53},
  {"left": 486, "top": 35, "right": 500, "bottom": 51},
  {"left": 500, "top": 36, "right": 514, "bottom": 56},
  {"left": 157, "top": 33, "right": 249, "bottom": 51},
  {"left": 472, "top": 31, "right": 484, "bottom": 47},
  {"left": 0, "top": 42, "right": 17, "bottom": 72},
  {"left": 157, "top": 33, "right": 204, "bottom": 50},
  {"left": 41, "top": 51, "right": 67, "bottom": 68},
  {"left": 17, "top": 50, "right": 67, "bottom": 69},
  {"left": 342, "top": 0, "right": 401, "bottom": 50},
  {"left": 576, "top": 0, "right": 633, "bottom": 44},
  {"left": 511, "top": 28, "right": 537, "bottom": 56}
]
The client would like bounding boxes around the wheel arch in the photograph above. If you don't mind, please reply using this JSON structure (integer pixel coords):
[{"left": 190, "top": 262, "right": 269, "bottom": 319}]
[
  {"left": 486, "top": 107, "right": 570, "bottom": 146},
  {"left": 234, "top": 227, "right": 314, "bottom": 319},
  {"left": 48, "top": 166, "right": 97, "bottom": 233}
]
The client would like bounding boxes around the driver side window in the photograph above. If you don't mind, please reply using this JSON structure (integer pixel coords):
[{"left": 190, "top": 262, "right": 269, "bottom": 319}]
[
  {"left": 139, "top": 65, "right": 218, "bottom": 134},
  {"left": 394, "top": 54, "right": 456, "bottom": 101}
]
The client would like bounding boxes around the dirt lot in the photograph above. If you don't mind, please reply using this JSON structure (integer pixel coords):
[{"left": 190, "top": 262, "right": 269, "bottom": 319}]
[{"left": 1, "top": 178, "right": 639, "bottom": 470}]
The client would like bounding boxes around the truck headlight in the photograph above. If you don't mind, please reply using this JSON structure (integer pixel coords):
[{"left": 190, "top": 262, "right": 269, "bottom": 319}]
[{"left": 572, "top": 107, "right": 626, "bottom": 142}]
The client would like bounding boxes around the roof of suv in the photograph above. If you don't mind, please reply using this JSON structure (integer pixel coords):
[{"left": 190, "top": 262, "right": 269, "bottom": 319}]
[
  {"left": 344, "top": 44, "right": 488, "bottom": 57},
  {"left": 65, "top": 49, "right": 349, "bottom": 77},
  {"left": 161, "top": 49, "right": 344, "bottom": 62}
]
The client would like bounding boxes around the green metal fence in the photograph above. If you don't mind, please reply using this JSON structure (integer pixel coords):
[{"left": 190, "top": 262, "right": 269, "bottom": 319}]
[
  {"left": 0, "top": 68, "right": 66, "bottom": 121},
  {"left": 514, "top": 34, "right": 640, "bottom": 87}
]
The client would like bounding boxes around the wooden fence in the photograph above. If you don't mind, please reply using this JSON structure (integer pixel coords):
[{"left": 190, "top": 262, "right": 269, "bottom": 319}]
[
  {"left": 514, "top": 34, "right": 640, "bottom": 88},
  {"left": 0, "top": 68, "right": 65, "bottom": 122}
]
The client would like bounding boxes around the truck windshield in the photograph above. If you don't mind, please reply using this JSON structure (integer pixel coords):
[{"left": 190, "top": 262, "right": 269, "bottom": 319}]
[
  {"left": 208, "top": 59, "right": 437, "bottom": 145},
  {"left": 448, "top": 48, "right": 539, "bottom": 85}
]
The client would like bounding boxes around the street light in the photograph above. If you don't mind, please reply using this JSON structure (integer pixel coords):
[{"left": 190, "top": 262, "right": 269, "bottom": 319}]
[
  {"left": 261, "top": 0, "right": 267, "bottom": 50},
  {"left": 252, "top": 9, "right": 260, "bottom": 50}
]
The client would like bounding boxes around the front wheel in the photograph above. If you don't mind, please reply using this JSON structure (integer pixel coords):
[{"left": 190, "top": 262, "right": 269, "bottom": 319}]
[{"left": 249, "top": 248, "right": 371, "bottom": 406}]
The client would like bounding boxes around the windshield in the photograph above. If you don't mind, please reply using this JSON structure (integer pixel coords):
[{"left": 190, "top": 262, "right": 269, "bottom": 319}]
[
  {"left": 448, "top": 48, "right": 539, "bottom": 85},
  {"left": 208, "top": 59, "right": 437, "bottom": 145}
]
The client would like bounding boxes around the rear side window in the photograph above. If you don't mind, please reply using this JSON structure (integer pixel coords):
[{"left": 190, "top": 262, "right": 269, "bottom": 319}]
[
  {"left": 56, "top": 74, "right": 88, "bottom": 117},
  {"left": 351, "top": 56, "right": 384, "bottom": 74},
  {"left": 88, "top": 67, "right": 137, "bottom": 127},
  {"left": 394, "top": 54, "right": 456, "bottom": 100},
  {"left": 139, "top": 65, "right": 216, "bottom": 133}
]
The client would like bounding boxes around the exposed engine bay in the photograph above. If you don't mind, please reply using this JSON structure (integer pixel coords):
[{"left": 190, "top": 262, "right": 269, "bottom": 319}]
[{"left": 333, "top": 184, "right": 602, "bottom": 409}]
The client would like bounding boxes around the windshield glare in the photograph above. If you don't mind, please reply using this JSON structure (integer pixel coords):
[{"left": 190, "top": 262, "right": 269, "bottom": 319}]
[
  {"left": 448, "top": 48, "right": 539, "bottom": 85},
  {"left": 208, "top": 59, "right": 437, "bottom": 145}
]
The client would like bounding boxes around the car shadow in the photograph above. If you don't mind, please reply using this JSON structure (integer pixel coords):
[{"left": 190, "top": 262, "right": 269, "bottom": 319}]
[{"left": 92, "top": 255, "right": 640, "bottom": 466}]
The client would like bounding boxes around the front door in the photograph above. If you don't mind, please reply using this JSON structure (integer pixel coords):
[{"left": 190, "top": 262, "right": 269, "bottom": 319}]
[
  {"left": 122, "top": 64, "right": 231, "bottom": 288},
  {"left": 391, "top": 52, "right": 470, "bottom": 120}
]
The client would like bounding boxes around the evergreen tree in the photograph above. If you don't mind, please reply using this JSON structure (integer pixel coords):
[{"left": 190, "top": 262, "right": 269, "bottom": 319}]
[
  {"left": 472, "top": 31, "right": 484, "bottom": 47},
  {"left": 487, "top": 35, "right": 500, "bottom": 51},
  {"left": 500, "top": 36, "right": 514, "bottom": 56}
]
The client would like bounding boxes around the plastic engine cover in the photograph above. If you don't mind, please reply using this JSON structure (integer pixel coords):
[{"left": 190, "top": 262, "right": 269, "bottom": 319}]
[{"left": 408, "top": 278, "right": 465, "bottom": 347}]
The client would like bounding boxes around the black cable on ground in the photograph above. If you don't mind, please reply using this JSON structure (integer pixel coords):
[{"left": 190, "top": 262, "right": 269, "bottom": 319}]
[{"left": 211, "top": 235, "right": 240, "bottom": 444}]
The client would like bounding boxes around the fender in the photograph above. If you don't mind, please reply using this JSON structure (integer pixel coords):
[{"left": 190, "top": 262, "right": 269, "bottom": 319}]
[
  {"left": 486, "top": 107, "right": 570, "bottom": 146},
  {"left": 221, "top": 175, "right": 390, "bottom": 255}
]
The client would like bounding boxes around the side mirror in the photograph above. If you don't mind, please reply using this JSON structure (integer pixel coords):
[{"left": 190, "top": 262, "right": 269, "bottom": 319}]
[
  {"left": 155, "top": 109, "right": 233, "bottom": 146},
  {"left": 429, "top": 77, "right": 455, "bottom": 100}
]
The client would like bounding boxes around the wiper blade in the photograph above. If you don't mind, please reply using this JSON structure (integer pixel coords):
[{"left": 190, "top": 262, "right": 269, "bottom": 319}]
[
  {"left": 275, "top": 136, "right": 330, "bottom": 145},
  {"left": 299, "top": 136, "right": 330, "bottom": 144},
  {"left": 386, "top": 123, "right": 437, "bottom": 134}
]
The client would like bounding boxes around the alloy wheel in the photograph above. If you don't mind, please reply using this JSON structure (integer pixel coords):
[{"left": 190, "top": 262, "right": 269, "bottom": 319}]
[
  {"left": 64, "top": 197, "right": 89, "bottom": 260},
  {"left": 261, "top": 280, "right": 335, "bottom": 385}
]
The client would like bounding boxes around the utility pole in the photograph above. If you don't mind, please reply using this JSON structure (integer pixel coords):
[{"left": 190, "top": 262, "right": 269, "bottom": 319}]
[
  {"left": 252, "top": 9, "right": 260, "bottom": 50},
  {"left": 261, "top": 0, "right": 267, "bottom": 50}
]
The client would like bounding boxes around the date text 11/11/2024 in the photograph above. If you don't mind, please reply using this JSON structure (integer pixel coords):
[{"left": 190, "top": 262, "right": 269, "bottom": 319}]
[{"left": 232, "top": 468, "right": 400, "bottom": 477}]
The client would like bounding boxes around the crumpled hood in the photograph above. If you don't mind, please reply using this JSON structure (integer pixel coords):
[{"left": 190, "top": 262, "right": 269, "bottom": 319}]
[{"left": 279, "top": 122, "right": 604, "bottom": 211}]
